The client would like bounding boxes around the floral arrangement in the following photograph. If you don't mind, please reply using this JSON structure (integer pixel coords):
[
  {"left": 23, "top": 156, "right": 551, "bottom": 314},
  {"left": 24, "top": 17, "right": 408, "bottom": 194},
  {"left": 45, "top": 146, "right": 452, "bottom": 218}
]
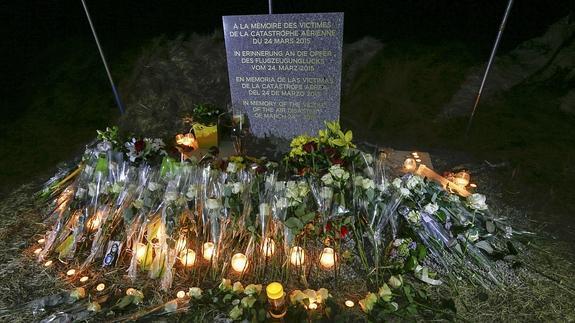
[{"left": 29, "top": 121, "right": 526, "bottom": 321}]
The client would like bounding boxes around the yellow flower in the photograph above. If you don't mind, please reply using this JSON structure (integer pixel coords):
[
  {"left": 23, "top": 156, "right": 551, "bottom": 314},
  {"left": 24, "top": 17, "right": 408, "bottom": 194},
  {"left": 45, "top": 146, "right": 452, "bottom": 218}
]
[
  {"left": 289, "top": 289, "right": 307, "bottom": 304},
  {"left": 359, "top": 292, "right": 378, "bottom": 313},
  {"left": 232, "top": 281, "right": 244, "bottom": 294},
  {"left": 219, "top": 278, "right": 232, "bottom": 292},
  {"left": 378, "top": 283, "right": 392, "bottom": 302}
]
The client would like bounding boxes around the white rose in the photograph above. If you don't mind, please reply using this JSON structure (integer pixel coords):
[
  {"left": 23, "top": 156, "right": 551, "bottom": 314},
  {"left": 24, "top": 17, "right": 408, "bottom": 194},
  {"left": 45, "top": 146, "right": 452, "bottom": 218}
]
[
  {"left": 407, "top": 210, "right": 420, "bottom": 223},
  {"left": 392, "top": 178, "right": 403, "bottom": 189},
  {"left": 206, "top": 198, "right": 222, "bottom": 210},
  {"left": 406, "top": 175, "right": 423, "bottom": 189},
  {"left": 297, "top": 181, "right": 309, "bottom": 196},
  {"left": 467, "top": 193, "right": 488, "bottom": 210},
  {"left": 377, "top": 181, "right": 389, "bottom": 192},
  {"left": 423, "top": 203, "right": 439, "bottom": 215},
  {"left": 75, "top": 187, "right": 86, "bottom": 198},
  {"left": 466, "top": 229, "right": 479, "bottom": 242},
  {"left": 164, "top": 190, "right": 178, "bottom": 202},
  {"left": 364, "top": 153, "right": 374, "bottom": 165},
  {"left": 321, "top": 173, "right": 334, "bottom": 186},
  {"left": 362, "top": 178, "right": 375, "bottom": 190},
  {"left": 188, "top": 287, "right": 203, "bottom": 299},
  {"left": 353, "top": 175, "right": 364, "bottom": 186},
  {"left": 226, "top": 162, "right": 237, "bottom": 173},
  {"left": 329, "top": 165, "right": 348, "bottom": 180}
]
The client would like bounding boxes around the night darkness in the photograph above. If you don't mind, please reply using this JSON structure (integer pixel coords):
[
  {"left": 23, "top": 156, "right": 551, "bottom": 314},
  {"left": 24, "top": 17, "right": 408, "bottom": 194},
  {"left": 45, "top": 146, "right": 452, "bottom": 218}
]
[{"left": 0, "top": 0, "right": 574, "bottom": 321}]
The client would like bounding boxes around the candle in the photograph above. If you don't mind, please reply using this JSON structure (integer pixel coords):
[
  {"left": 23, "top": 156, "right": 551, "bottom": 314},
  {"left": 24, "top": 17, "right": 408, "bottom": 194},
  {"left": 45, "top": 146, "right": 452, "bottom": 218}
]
[
  {"left": 175, "top": 133, "right": 199, "bottom": 149},
  {"left": 262, "top": 238, "right": 275, "bottom": 257},
  {"left": 179, "top": 249, "right": 196, "bottom": 267},
  {"left": 453, "top": 171, "right": 470, "bottom": 187},
  {"left": 231, "top": 253, "right": 248, "bottom": 273},
  {"left": 290, "top": 246, "right": 305, "bottom": 266},
  {"left": 80, "top": 276, "right": 89, "bottom": 283},
  {"left": 412, "top": 152, "right": 419, "bottom": 158},
  {"left": 34, "top": 248, "right": 42, "bottom": 255},
  {"left": 345, "top": 300, "right": 355, "bottom": 308},
  {"left": 126, "top": 288, "right": 136, "bottom": 295},
  {"left": 66, "top": 269, "right": 76, "bottom": 276},
  {"left": 87, "top": 216, "right": 101, "bottom": 232},
  {"left": 37, "top": 238, "right": 45, "bottom": 244},
  {"left": 415, "top": 159, "right": 422, "bottom": 163},
  {"left": 96, "top": 283, "right": 105, "bottom": 292},
  {"left": 309, "top": 303, "right": 318, "bottom": 310},
  {"left": 470, "top": 183, "right": 477, "bottom": 188},
  {"left": 403, "top": 158, "right": 417, "bottom": 172},
  {"left": 176, "top": 290, "right": 186, "bottom": 299},
  {"left": 44, "top": 260, "right": 53, "bottom": 267},
  {"left": 266, "top": 282, "right": 287, "bottom": 319},
  {"left": 319, "top": 247, "right": 337, "bottom": 269},
  {"left": 202, "top": 242, "right": 215, "bottom": 261}
]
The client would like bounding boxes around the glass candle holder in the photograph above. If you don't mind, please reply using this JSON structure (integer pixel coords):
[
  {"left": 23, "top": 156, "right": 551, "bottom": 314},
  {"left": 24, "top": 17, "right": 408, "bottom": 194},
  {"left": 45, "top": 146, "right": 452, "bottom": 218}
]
[{"left": 266, "top": 282, "right": 287, "bottom": 319}]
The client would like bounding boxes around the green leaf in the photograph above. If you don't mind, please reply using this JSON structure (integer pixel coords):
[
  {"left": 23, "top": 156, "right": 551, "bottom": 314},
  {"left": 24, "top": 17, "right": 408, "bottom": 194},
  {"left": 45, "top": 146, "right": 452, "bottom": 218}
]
[
  {"left": 405, "top": 256, "right": 418, "bottom": 271},
  {"left": 301, "top": 212, "right": 316, "bottom": 224},
  {"left": 285, "top": 217, "right": 304, "bottom": 230},
  {"left": 486, "top": 220, "right": 495, "bottom": 233},
  {"left": 116, "top": 295, "right": 134, "bottom": 309}
]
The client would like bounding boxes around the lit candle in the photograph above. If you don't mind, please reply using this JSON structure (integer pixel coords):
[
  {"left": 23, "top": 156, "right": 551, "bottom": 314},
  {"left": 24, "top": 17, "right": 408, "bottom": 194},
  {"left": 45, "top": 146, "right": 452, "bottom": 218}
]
[
  {"left": 175, "top": 236, "right": 187, "bottom": 253},
  {"left": 96, "top": 283, "right": 105, "bottom": 292},
  {"left": 126, "top": 288, "right": 136, "bottom": 295},
  {"left": 135, "top": 243, "right": 150, "bottom": 265},
  {"left": 412, "top": 152, "right": 419, "bottom": 158},
  {"left": 175, "top": 133, "right": 199, "bottom": 149},
  {"left": 37, "top": 238, "right": 45, "bottom": 244},
  {"left": 231, "top": 253, "right": 248, "bottom": 273},
  {"left": 87, "top": 216, "right": 101, "bottom": 232},
  {"left": 262, "top": 238, "right": 275, "bottom": 257},
  {"left": 403, "top": 158, "right": 417, "bottom": 172},
  {"left": 80, "top": 276, "right": 89, "bottom": 283},
  {"left": 176, "top": 290, "right": 186, "bottom": 299},
  {"left": 308, "top": 303, "right": 318, "bottom": 310},
  {"left": 34, "top": 248, "right": 42, "bottom": 255},
  {"left": 453, "top": 171, "right": 470, "bottom": 187},
  {"left": 290, "top": 246, "right": 305, "bottom": 266},
  {"left": 345, "top": 300, "right": 355, "bottom": 308},
  {"left": 319, "top": 247, "right": 337, "bottom": 269},
  {"left": 415, "top": 159, "right": 422, "bottom": 163},
  {"left": 66, "top": 269, "right": 76, "bottom": 276},
  {"left": 470, "top": 183, "right": 477, "bottom": 188},
  {"left": 44, "top": 260, "right": 53, "bottom": 267},
  {"left": 179, "top": 249, "right": 196, "bottom": 267},
  {"left": 202, "top": 242, "right": 215, "bottom": 261}
]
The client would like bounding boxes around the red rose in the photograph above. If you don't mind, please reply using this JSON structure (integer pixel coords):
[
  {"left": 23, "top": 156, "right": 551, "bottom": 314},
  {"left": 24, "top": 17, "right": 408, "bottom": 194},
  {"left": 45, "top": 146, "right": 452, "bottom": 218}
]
[
  {"left": 323, "top": 147, "right": 338, "bottom": 158},
  {"left": 134, "top": 139, "right": 145, "bottom": 153},
  {"left": 303, "top": 141, "right": 318, "bottom": 153},
  {"left": 331, "top": 158, "right": 344, "bottom": 165},
  {"left": 255, "top": 165, "right": 267, "bottom": 174},
  {"left": 340, "top": 226, "right": 349, "bottom": 238},
  {"left": 325, "top": 221, "right": 332, "bottom": 232}
]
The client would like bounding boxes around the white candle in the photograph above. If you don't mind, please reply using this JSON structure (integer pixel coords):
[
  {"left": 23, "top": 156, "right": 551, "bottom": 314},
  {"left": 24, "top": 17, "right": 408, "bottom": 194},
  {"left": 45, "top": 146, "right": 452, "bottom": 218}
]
[
  {"left": 231, "top": 253, "right": 248, "bottom": 273},
  {"left": 345, "top": 300, "right": 355, "bottom": 307},
  {"left": 34, "top": 248, "right": 42, "bottom": 255},
  {"left": 319, "top": 247, "right": 337, "bottom": 269},
  {"left": 37, "top": 238, "right": 45, "bottom": 244},
  {"left": 179, "top": 249, "right": 196, "bottom": 267},
  {"left": 176, "top": 290, "right": 186, "bottom": 299},
  {"left": 96, "top": 283, "right": 105, "bottom": 292},
  {"left": 453, "top": 171, "right": 470, "bottom": 187},
  {"left": 66, "top": 269, "right": 76, "bottom": 276},
  {"left": 80, "top": 276, "right": 89, "bottom": 283},
  {"left": 203, "top": 242, "right": 215, "bottom": 261},
  {"left": 44, "top": 260, "right": 53, "bottom": 267},
  {"left": 290, "top": 246, "right": 305, "bottom": 266}
]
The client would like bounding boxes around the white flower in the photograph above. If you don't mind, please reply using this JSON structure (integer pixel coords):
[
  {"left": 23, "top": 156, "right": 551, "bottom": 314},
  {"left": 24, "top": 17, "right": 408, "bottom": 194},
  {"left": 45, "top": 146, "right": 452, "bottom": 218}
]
[
  {"left": 97, "top": 141, "right": 112, "bottom": 152},
  {"left": 353, "top": 175, "right": 364, "bottom": 186},
  {"left": 275, "top": 181, "right": 286, "bottom": 191},
  {"left": 447, "top": 194, "right": 460, "bottom": 203},
  {"left": 206, "top": 198, "right": 222, "bottom": 210},
  {"left": 466, "top": 229, "right": 479, "bottom": 242},
  {"left": 148, "top": 182, "right": 159, "bottom": 192},
  {"left": 275, "top": 197, "right": 288, "bottom": 209},
  {"left": 400, "top": 188, "right": 411, "bottom": 197},
  {"left": 297, "top": 181, "right": 309, "bottom": 196},
  {"left": 226, "top": 162, "right": 237, "bottom": 173},
  {"left": 407, "top": 210, "right": 420, "bottom": 223},
  {"left": 321, "top": 173, "right": 334, "bottom": 186},
  {"left": 406, "top": 175, "right": 423, "bottom": 189},
  {"left": 467, "top": 193, "right": 488, "bottom": 210},
  {"left": 423, "top": 203, "right": 439, "bottom": 215},
  {"left": 377, "top": 180, "right": 390, "bottom": 192},
  {"left": 329, "top": 165, "right": 349, "bottom": 181},
  {"left": 320, "top": 187, "right": 334, "bottom": 200},
  {"left": 232, "top": 182, "right": 243, "bottom": 194},
  {"left": 388, "top": 275, "right": 403, "bottom": 289},
  {"left": 392, "top": 178, "right": 403, "bottom": 189},
  {"left": 392, "top": 239, "right": 403, "bottom": 247},
  {"left": 363, "top": 153, "right": 374, "bottom": 165},
  {"left": 188, "top": 287, "right": 203, "bottom": 299},
  {"left": 362, "top": 178, "right": 375, "bottom": 190}
]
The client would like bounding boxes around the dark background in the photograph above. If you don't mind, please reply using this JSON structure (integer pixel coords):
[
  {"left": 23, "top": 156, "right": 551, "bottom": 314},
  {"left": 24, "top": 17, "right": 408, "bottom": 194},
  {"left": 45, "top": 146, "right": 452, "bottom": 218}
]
[{"left": 1, "top": 0, "right": 572, "bottom": 119}]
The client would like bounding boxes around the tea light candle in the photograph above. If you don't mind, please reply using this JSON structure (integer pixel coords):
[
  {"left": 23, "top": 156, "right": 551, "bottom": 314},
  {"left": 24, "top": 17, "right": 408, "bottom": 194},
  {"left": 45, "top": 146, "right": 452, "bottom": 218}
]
[
  {"left": 37, "top": 238, "right": 45, "bottom": 244},
  {"left": 470, "top": 183, "right": 477, "bottom": 188},
  {"left": 345, "top": 300, "right": 355, "bottom": 307},
  {"left": 203, "top": 242, "right": 215, "bottom": 261},
  {"left": 176, "top": 290, "right": 186, "bottom": 299},
  {"left": 403, "top": 158, "right": 417, "bottom": 172},
  {"left": 231, "top": 253, "right": 248, "bottom": 273},
  {"left": 290, "top": 246, "right": 305, "bottom": 266},
  {"left": 179, "top": 249, "right": 196, "bottom": 267},
  {"left": 453, "top": 171, "right": 470, "bottom": 187},
  {"left": 66, "top": 269, "right": 76, "bottom": 276},
  {"left": 319, "top": 247, "right": 337, "bottom": 269},
  {"left": 80, "top": 276, "right": 89, "bottom": 283},
  {"left": 262, "top": 238, "right": 275, "bottom": 257},
  {"left": 175, "top": 133, "right": 199, "bottom": 149},
  {"left": 34, "top": 248, "right": 42, "bottom": 255},
  {"left": 415, "top": 159, "right": 422, "bottom": 163},
  {"left": 308, "top": 303, "right": 318, "bottom": 310},
  {"left": 126, "top": 288, "right": 136, "bottom": 295},
  {"left": 412, "top": 152, "right": 419, "bottom": 158},
  {"left": 44, "top": 260, "right": 53, "bottom": 267},
  {"left": 96, "top": 283, "right": 105, "bottom": 292}
]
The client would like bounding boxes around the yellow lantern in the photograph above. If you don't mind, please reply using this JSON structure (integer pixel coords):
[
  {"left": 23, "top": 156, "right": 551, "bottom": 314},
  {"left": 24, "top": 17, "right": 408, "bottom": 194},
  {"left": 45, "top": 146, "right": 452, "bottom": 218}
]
[
  {"left": 290, "top": 246, "right": 305, "bottom": 266},
  {"left": 319, "top": 247, "right": 337, "bottom": 269},
  {"left": 231, "top": 253, "right": 248, "bottom": 273}
]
